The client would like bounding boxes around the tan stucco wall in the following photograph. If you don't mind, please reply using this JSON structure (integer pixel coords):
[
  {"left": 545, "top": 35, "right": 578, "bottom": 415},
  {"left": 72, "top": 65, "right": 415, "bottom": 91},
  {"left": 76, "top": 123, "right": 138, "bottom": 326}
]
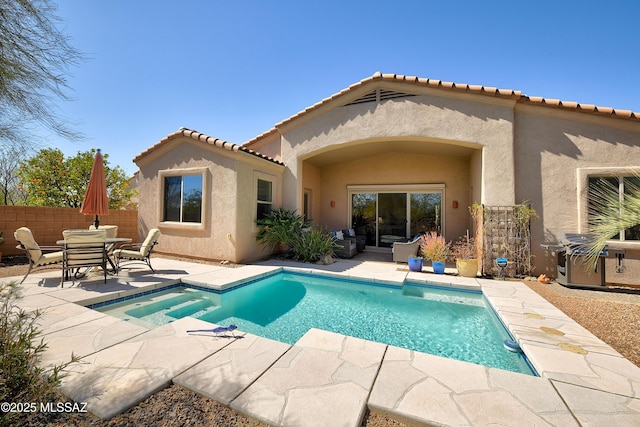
[
  {"left": 136, "top": 138, "right": 283, "bottom": 263},
  {"left": 137, "top": 139, "right": 238, "bottom": 261},
  {"left": 306, "top": 150, "right": 472, "bottom": 242},
  {"left": 235, "top": 157, "right": 284, "bottom": 262},
  {"left": 301, "top": 162, "right": 321, "bottom": 222},
  {"left": 514, "top": 106, "right": 640, "bottom": 281},
  {"left": 279, "top": 85, "right": 516, "bottom": 211}
]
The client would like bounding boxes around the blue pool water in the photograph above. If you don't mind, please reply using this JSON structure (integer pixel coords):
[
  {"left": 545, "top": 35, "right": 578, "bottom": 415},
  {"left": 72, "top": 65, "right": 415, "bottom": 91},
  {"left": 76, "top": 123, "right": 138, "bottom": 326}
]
[{"left": 95, "top": 272, "right": 535, "bottom": 375}]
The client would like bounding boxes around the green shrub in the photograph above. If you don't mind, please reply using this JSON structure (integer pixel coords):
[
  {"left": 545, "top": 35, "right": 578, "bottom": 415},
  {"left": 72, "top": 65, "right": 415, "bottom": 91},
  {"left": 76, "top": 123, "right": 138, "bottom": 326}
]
[
  {"left": 256, "top": 208, "right": 309, "bottom": 253},
  {"left": 289, "top": 227, "right": 336, "bottom": 263},
  {"left": 0, "top": 282, "right": 78, "bottom": 426}
]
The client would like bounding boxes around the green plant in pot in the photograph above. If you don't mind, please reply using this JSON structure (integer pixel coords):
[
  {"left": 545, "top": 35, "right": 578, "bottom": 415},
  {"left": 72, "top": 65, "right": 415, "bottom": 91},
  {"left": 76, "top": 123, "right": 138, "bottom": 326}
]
[
  {"left": 256, "top": 208, "right": 309, "bottom": 255},
  {"left": 420, "top": 231, "right": 450, "bottom": 274},
  {"left": 451, "top": 235, "right": 478, "bottom": 277}
]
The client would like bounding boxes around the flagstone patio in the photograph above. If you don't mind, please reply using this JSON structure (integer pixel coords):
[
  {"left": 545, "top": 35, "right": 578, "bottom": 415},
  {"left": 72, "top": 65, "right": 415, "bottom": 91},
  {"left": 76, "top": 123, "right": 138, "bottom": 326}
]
[{"left": 4, "top": 256, "right": 640, "bottom": 426}]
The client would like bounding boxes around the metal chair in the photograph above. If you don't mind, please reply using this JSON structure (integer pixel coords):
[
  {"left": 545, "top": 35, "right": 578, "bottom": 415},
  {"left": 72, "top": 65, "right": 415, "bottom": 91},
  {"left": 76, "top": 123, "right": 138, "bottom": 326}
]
[
  {"left": 14, "top": 227, "right": 63, "bottom": 284},
  {"left": 62, "top": 229, "right": 108, "bottom": 286},
  {"left": 113, "top": 228, "right": 160, "bottom": 273}
]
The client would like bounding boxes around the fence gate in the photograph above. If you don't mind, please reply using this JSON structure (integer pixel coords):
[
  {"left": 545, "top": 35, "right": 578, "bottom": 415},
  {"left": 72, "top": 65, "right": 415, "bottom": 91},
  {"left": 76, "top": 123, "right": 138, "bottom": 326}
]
[{"left": 480, "top": 204, "right": 534, "bottom": 278}]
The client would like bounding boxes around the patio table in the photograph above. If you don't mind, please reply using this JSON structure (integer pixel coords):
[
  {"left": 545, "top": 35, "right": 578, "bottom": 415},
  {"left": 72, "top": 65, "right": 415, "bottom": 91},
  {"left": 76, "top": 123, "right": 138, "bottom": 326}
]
[{"left": 57, "top": 237, "right": 132, "bottom": 276}]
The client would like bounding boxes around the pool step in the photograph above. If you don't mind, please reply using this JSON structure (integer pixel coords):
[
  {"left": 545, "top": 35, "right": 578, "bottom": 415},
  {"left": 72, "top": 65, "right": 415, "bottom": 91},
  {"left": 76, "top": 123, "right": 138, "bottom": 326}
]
[
  {"left": 125, "top": 291, "right": 206, "bottom": 318},
  {"left": 166, "top": 299, "right": 218, "bottom": 319}
]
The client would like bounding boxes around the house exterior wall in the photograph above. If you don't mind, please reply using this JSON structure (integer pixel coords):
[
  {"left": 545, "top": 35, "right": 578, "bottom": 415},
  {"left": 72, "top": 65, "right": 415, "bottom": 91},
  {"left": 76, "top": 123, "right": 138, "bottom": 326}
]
[
  {"left": 136, "top": 137, "right": 283, "bottom": 263},
  {"left": 235, "top": 157, "right": 284, "bottom": 262},
  {"left": 514, "top": 106, "right": 640, "bottom": 283},
  {"left": 279, "top": 87, "right": 516, "bottom": 213},
  {"left": 137, "top": 139, "right": 238, "bottom": 261},
  {"left": 301, "top": 162, "right": 321, "bottom": 222}
]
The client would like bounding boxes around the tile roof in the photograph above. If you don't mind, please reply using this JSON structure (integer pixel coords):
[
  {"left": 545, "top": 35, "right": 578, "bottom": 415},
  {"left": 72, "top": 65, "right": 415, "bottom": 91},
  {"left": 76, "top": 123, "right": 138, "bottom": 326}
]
[
  {"left": 244, "top": 72, "right": 640, "bottom": 147},
  {"left": 134, "top": 127, "right": 284, "bottom": 165}
]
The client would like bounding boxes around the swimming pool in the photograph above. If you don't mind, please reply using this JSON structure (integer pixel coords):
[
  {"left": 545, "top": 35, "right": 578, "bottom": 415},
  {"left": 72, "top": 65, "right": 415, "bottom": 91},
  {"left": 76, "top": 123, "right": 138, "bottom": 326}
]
[{"left": 94, "top": 271, "right": 535, "bottom": 375}]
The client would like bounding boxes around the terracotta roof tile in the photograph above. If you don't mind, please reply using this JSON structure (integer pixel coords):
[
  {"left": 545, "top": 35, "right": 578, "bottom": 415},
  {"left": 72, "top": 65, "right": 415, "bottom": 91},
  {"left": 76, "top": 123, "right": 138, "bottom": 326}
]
[{"left": 134, "top": 127, "right": 284, "bottom": 166}]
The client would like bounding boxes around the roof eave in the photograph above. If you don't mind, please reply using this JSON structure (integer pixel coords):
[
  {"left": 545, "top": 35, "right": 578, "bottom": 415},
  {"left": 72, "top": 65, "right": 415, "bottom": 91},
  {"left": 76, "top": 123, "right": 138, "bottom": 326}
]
[{"left": 134, "top": 127, "right": 284, "bottom": 166}]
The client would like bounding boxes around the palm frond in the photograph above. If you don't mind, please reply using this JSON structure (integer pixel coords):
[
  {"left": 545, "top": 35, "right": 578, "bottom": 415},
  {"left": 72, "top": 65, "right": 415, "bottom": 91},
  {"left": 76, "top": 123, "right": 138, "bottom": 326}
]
[{"left": 580, "top": 175, "right": 640, "bottom": 267}]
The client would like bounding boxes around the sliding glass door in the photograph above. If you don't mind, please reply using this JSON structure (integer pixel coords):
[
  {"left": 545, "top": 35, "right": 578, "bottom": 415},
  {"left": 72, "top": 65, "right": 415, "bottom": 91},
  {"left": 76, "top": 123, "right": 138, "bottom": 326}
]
[
  {"left": 349, "top": 185, "right": 444, "bottom": 248},
  {"left": 378, "top": 193, "right": 407, "bottom": 247},
  {"left": 351, "top": 193, "right": 377, "bottom": 246}
]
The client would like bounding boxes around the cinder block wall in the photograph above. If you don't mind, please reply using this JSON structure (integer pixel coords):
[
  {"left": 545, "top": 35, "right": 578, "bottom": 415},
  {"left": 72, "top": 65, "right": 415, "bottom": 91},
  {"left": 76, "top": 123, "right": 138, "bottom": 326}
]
[{"left": 0, "top": 206, "right": 138, "bottom": 257}]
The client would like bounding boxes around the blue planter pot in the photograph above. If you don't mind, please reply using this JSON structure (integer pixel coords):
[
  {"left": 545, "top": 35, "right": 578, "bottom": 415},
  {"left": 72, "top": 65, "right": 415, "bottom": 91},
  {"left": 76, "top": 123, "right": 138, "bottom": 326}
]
[
  {"left": 432, "top": 261, "right": 445, "bottom": 274},
  {"left": 408, "top": 257, "right": 423, "bottom": 272}
]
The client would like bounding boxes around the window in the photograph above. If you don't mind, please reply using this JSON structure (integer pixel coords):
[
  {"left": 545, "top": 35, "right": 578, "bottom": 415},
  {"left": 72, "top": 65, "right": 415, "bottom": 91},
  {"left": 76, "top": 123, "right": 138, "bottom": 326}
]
[
  {"left": 163, "top": 174, "right": 203, "bottom": 223},
  {"left": 588, "top": 175, "right": 640, "bottom": 241},
  {"left": 256, "top": 178, "right": 272, "bottom": 220}
]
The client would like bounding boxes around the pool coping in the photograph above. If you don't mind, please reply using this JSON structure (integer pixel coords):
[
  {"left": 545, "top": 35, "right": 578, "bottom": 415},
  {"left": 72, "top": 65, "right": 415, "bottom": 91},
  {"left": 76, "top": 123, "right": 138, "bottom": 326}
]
[{"left": 6, "top": 257, "right": 640, "bottom": 425}]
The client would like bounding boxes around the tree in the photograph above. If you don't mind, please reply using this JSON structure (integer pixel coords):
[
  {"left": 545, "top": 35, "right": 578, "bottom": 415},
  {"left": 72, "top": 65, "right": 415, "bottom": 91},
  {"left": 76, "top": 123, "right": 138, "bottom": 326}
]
[
  {"left": 16, "top": 148, "right": 137, "bottom": 209},
  {"left": 0, "top": 145, "right": 29, "bottom": 205},
  {"left": 0, "top": 0, "right": 84, "bottom": 149},
  {"left": 580, "top": 176, "right": 640, "bottom": 267}
]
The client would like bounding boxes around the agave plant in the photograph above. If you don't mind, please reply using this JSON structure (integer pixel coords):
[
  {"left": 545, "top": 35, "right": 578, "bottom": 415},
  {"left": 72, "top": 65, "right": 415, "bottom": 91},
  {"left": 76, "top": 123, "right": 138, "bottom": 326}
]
[{"left": 580, "top": 175, "right": 640, "bottom": 267}]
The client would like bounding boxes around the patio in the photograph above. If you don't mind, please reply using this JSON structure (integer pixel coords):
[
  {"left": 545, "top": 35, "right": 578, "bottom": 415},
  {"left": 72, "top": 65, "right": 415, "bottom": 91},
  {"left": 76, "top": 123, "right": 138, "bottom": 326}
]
[{"left": 4, "top": 255, "right": 640, "bottom": 426}]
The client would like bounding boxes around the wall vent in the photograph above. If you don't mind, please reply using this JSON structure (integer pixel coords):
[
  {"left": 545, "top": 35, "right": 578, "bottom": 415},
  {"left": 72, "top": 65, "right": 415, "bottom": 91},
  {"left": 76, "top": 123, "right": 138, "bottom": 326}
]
[{"left": 344, "top": 89, "right": 416, "bottom": 106}]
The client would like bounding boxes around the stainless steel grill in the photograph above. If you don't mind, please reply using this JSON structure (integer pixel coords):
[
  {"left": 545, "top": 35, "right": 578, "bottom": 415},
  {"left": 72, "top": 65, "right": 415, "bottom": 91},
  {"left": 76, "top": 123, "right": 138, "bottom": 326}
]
[{"left": 556, "top": 233, "right": 607, "bottom": 288}]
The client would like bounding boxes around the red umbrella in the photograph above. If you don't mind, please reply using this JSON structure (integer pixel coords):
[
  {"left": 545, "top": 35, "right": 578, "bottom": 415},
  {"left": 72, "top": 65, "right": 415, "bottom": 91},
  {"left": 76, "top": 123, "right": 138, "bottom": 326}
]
[{"left": 80, "top": 149, "right": 109, "bottom": 229}]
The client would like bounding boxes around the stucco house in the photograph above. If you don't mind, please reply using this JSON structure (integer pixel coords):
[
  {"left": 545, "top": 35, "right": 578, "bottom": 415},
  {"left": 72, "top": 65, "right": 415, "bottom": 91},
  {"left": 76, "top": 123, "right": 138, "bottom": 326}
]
[{"left": 133, "top": 72, "right": 640, "bottom": 284}]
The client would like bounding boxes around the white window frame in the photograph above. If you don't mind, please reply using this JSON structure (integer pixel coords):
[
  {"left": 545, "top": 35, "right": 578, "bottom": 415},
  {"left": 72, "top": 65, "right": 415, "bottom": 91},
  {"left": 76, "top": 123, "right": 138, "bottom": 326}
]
[
  {"left": 577, "top": 166, "right": 640, "bottom": 248},
  {"left": 254, "top": 171, "right": 277, "bottom": 223},
  {"left": 158, "top": 167, "right": 207, "bottom": 231}
]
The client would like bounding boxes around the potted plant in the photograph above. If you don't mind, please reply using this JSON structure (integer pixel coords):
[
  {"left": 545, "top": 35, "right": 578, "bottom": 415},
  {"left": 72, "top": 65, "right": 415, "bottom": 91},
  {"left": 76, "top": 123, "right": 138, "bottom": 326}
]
[
  {"left": 407, "top": 255, "right": 423, "bottom": 272},
  {"left": 420, "top": 231, "right": 450, "bottom": 274},
  {"left": 451, "top": 235, "right": 479, "bottom": 278},
  {"left": 256, "top": 208, "right": 308, "bottom": 255}
]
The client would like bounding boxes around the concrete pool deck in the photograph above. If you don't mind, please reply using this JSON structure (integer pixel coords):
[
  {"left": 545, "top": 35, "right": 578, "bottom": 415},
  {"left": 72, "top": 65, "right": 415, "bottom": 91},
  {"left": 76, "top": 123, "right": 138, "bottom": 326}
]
[{"left": 4, "top": 256, "right": 640, "bottom": 425}]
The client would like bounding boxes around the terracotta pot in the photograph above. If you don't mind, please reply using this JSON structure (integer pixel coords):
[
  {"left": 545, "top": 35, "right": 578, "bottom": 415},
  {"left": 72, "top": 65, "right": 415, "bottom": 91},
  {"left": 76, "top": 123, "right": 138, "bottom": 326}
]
[
  {"left": 276, "top": 242, "right": 289, "bottom": 254},
  {"left": 456, "top": 259, "right": 478, "bottom": 277}
]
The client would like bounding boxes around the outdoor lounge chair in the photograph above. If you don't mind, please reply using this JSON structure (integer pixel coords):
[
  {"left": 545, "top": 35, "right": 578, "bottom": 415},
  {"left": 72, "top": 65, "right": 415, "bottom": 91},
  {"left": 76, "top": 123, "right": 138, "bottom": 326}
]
[
  {"left": 14, "top": 227, "right": 64, "bottom": 284},
  {"left": 392, "top": 233, "right": 423, "bottom": 263},
  {"left": 62, "top": 229, "right": 108, "bottom": 285},
  {"left": 113, "top": 228, "right": 160, "bottom": 273},
  {"left": 331, "top": 230, "right": 357, "bottom": 258},
  {"left": 342, "top": 228, "right": 366, "bottom": 252}
]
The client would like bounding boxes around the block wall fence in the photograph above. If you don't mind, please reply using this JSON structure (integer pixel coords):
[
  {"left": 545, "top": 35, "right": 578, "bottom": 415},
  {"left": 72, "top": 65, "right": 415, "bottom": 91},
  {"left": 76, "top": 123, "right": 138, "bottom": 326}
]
[{"left": 0, "top": 206, "right": 138, "bottom": 257}]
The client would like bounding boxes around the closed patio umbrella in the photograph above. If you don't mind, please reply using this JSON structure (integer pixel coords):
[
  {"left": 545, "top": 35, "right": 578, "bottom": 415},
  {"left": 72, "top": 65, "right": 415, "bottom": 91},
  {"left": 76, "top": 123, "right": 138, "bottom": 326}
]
[{"left": 80, "top": 149, "right": 109, "bottom": 229}]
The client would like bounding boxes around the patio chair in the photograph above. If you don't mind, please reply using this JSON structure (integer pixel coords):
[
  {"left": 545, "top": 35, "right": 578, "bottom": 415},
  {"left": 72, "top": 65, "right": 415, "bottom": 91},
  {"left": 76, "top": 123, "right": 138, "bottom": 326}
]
[
  {"left": 62, "top": 229, "right": 108, "bottom": 286},
  {"left": 113, "top": 228, "right": 160, "bottom": 273},
  {"left": 88, "top": 225, "right": 118, "bottom": 256},
  {"left": 342, "top": 228, "right": 365, "bottom": 252},
  {"left": 88, "top": 225, "right": 118, "bottom": 238},
  {"left": 14, "top": 227, "right": 64, "bottom": 284},
  {"left": 331, "top": 230, "right": 357, "bottom": 258},
  {"left": 392, "top": 233, "right": 423, "bottom": 263}
]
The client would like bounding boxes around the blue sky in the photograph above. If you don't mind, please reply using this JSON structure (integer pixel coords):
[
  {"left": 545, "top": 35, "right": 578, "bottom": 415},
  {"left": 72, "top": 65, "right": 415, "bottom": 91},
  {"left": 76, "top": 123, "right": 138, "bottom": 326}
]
[{"left": 45, "top": 0, "right": 640, "bottom": 176}]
